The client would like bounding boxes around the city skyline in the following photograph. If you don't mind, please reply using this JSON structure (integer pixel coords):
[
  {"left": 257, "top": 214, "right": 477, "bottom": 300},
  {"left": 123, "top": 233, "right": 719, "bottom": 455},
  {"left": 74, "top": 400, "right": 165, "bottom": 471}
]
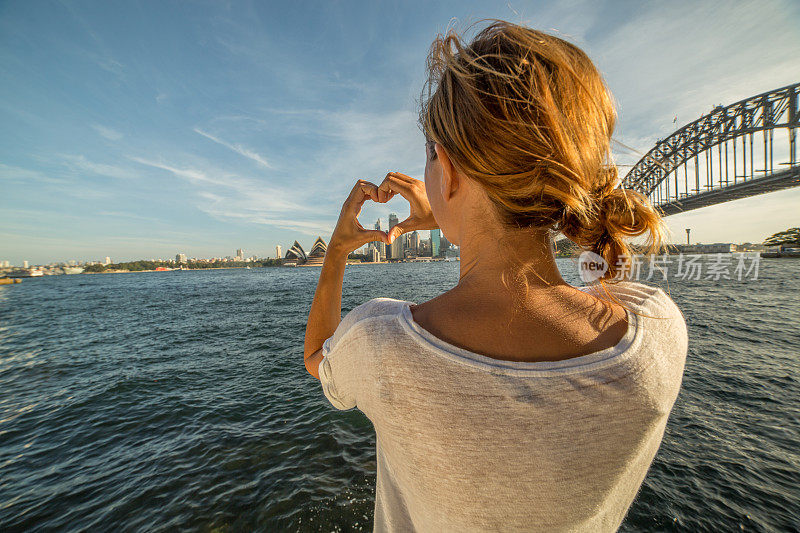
[
  {"left": 2, "top": 1, "right": 799, "bottom": 264},
  {"left": 7, "top": 226, "right": 782, "bottom": 268}
]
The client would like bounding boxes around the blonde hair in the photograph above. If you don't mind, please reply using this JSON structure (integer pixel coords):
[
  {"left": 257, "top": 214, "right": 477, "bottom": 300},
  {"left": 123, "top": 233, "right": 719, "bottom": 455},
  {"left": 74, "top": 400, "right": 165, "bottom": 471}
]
[{"left": 419, "top": 19, "right": 665, "bottom": 280}]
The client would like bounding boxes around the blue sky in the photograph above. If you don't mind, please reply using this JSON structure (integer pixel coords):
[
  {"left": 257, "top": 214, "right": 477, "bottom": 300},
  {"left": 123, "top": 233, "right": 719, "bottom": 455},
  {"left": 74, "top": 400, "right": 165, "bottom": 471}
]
[{"left": 1, "top": 0, "right": 799, "bottom": 265}]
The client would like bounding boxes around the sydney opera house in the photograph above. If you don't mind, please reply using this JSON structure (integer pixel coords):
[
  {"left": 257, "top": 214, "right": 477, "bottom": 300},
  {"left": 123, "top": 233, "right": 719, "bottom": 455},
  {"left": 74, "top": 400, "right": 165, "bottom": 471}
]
[{"left": 283, "top": 237, "right": 327, "bottom": 266}]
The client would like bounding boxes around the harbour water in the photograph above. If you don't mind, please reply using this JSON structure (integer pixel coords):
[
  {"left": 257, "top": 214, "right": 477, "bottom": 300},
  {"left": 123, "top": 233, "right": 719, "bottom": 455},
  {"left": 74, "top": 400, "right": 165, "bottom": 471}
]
[{"left": 0, "top": 258, "right": 798, "bottom": 531}]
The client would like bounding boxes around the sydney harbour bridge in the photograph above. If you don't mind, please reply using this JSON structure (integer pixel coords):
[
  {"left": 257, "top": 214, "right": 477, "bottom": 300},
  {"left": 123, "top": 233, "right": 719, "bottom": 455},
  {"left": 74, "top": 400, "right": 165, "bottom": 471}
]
[{"left": 621, "top": 81, "right": 799, "bottom": 217}]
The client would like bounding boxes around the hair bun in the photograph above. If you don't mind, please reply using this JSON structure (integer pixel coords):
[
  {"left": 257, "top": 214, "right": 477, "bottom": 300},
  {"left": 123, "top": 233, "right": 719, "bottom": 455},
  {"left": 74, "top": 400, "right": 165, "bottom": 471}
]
[
  {"left": 597, "top": 188, "right": 651, "bottom": 236},
  {"left": 593, "top": 187, "right": 665, "bottom": 278},
  {"left": 560, "top": 185, "right": 665, "bottom": 279}
]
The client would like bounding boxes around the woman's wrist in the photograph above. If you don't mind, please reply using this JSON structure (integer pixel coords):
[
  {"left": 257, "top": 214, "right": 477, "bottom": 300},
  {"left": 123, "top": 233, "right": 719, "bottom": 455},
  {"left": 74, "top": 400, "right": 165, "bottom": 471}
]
[{"left": 326, "top": 242, "right": 350, "bottom": 260}]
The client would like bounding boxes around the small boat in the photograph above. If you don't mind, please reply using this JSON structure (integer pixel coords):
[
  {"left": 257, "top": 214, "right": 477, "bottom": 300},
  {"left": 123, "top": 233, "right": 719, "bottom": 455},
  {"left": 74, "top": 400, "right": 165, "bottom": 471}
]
[
  {"left": 6, "top": 268, "right": 44, "bottom": 278},
  {"left": 762, "top": 246, "right": 800, "bottom": 258}
]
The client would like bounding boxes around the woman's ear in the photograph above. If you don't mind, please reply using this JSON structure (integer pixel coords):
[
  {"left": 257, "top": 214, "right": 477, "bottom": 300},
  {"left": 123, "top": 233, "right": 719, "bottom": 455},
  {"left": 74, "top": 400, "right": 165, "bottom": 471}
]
[{"left": 435, "top": 144, "right": 459, "bottom": 202}]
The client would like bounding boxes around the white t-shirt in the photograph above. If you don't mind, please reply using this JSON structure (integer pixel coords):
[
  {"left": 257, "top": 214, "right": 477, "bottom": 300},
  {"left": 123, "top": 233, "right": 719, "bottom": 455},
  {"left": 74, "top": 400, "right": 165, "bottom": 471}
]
[{"left": 318, "top": 281, "right": 688, "bottom": 532}]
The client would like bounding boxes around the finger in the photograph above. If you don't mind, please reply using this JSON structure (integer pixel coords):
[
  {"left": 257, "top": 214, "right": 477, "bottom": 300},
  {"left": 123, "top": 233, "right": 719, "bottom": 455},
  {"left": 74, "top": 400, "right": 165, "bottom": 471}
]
[
  {"left": 379, "top": 187, "right": 397, "bottom": 203},
  {"left": 346, "top": 180, "right": 379, "bottom": 212},
  {"left": 378, "top": 174, "right": 414, "bottom": 200},
  {"left": 387, "top": 171, "right": 416, "bottom": 183},
  {"left": 363, "top": 229, "right": 390, "bottom": 245},
  {"left": 387, "top": 217, "right": 415, "bottom": 243},
  {"left": 360, "top": 181, "right": 380, "bottom": 202},
  {"left": 377, "top": 173, "right": 401, "bottom": 203},
  {"left": 347, "top": 179, "right": 378, "bottom": 201}
]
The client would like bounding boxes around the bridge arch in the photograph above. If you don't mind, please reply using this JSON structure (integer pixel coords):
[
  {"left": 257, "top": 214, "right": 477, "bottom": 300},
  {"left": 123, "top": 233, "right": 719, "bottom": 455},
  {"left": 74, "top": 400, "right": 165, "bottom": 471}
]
[{"left": 621, "top": 82, "right": 799, "bottom": 216}]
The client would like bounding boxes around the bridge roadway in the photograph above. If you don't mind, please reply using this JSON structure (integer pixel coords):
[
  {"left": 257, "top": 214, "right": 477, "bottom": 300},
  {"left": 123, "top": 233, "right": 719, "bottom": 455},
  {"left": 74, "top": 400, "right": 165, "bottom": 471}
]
[{"left": 654, "top": 165, "right": 800, "bottom": 216}]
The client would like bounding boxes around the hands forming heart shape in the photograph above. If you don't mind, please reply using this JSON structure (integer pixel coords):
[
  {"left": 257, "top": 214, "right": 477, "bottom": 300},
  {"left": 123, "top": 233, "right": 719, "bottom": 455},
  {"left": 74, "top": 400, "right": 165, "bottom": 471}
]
[{"left": 328, "top": 172, "right": 440, "bottom": 256}]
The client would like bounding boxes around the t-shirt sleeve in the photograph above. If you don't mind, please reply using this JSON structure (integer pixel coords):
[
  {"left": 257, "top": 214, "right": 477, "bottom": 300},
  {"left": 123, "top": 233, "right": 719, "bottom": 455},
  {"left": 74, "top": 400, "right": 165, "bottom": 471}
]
[
  {"left": 318, "top": 300, "right": 376, "bottom": 411},
  {"left": 319, "top": 335, "right": 358, "bottom": 410}
]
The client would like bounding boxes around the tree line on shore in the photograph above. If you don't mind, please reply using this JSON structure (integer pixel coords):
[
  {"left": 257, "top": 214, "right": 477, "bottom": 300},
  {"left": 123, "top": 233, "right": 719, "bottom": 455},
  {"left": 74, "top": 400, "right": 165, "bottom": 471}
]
[
  {"left": 83, "top": 259, "right": 283, "bottom": 273},
  {"left": 81, "top": 226, "right": 799, "bottom": 274}
]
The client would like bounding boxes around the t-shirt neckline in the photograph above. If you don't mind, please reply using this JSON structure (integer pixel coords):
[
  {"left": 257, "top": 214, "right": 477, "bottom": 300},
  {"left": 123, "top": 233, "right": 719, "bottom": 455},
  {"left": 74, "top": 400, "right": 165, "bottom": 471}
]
[{"left": 398, "top": 300, "right": 641, "bottom": 376}]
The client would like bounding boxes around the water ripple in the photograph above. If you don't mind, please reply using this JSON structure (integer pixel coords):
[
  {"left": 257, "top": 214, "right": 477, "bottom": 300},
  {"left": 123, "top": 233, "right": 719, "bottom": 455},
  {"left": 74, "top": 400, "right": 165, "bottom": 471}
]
[{"left": 0, "top": 261, "right": 797, "bottom": 531}]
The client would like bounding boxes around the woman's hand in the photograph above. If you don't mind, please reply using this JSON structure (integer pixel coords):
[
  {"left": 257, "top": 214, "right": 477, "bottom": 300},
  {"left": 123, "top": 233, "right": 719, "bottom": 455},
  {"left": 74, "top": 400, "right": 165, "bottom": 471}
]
[
  {"left": 377, "top": 172, "right": 439, "bottom": 243},
  {"left": 328, "top": 179, "right": 391, "bottom": 256}
]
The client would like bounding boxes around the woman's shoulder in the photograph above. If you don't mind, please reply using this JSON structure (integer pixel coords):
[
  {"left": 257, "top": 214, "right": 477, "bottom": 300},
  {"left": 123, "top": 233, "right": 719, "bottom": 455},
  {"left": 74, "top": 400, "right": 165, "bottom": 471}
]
[
  {"left": 579, "top": 281, "right": 687, "bottom": 355},
  {"left": 325, "top": 298, "right": 411, "bottom": 355},
  {"left": 337, "top": 297, "right": 411, "bottom": 334},
  {"left": 593, "top": 281, "right": 688, "bottom": 361},
  {"left": 580, "top": 280, "right": 684, "bottom": 321}
]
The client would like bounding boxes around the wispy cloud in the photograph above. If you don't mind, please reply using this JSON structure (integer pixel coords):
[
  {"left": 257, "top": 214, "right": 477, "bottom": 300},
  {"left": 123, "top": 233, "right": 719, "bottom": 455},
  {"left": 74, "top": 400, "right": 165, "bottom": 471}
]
[
  {"left": 128, "top": 156, "right": 219, "bottom": 186},
  {"left": 59, "top": 154, "right": 138, "bottom": 179},
  {"left": 97, "top": 210, "right": 154, "bottom": 221},
  {"left": 0, "top": 163, "right": 66, "bottom": 185},
  {"left": 193, "top": 127, "right": 272, "bottom": 169},
  {"left": 92, "top": 124, "right": 123, "bottom": 140},
  {"left": 0, "top": 163, "right": 114, "bottom": 200},
  {"left": 198, "top": 209, "right": 335, "bottom": 237},
  {"left": 127, "top": 155, "right": 332, "bottom": 235}
]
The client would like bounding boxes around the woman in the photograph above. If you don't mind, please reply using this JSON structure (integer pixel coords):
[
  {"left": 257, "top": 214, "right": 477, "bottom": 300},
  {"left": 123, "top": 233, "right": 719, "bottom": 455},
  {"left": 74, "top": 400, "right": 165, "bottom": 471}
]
[{"left": 304, "top": 19, "right": 688, "bottom": 532}]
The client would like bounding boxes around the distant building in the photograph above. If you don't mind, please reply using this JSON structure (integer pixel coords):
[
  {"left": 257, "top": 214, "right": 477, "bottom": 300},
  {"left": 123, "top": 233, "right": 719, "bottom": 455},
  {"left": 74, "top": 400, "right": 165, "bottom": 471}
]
[
  {"left": 23, "top": 260, "right": 29, "bottom": 268},
  {"left": 284, "top": 240, "right": 307, "bottom": 266},
  {"left": 276, "top": 245, "right": 282, "bottom": 259},
  {"left": 736, "top": 243, "right": 767, "bottom": 252},
  {"left": 410, "top": 231, "right": 420, "bottom": 256},
  {"left": 419, "top": 240, "right": 431, "bottom": 257},
  {"left": 393, "top": 235, "right": 405, "bottom": 260},
  {"left": 283, "top": 237, "right": 327, "bottom": 266},
  {"left": 370, "top": 248, "right": 380, "bottom": 262},
  {"left": 104, "top": 256, "right": 111, "bottom": 265},
  {"left": 374, "top": 218, "right": 386, "bottom": 259},
  {"left": 431, "top": 229, "right": 441, "bottom": 257},
  {"left": 176, "top": 253, "right": 187, "bottom": 263},
  {"left": 667, "top": 243, "right": 735, "bottom": 254},
  {"left": 305, "top": 237, "right": 328, "bottom": 266},
  {"left": 440, "top": 235, "right": 450, "bottom": 254},
  {"left": 389, "top": 213, "right": 403, "bottom": 260}
]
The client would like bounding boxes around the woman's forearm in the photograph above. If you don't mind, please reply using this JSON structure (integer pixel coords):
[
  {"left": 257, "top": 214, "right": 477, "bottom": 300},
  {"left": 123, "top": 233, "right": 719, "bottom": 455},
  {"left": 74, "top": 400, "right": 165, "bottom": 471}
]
[{"left": 304, "top": 244, "right": 349, "bottom": 360}]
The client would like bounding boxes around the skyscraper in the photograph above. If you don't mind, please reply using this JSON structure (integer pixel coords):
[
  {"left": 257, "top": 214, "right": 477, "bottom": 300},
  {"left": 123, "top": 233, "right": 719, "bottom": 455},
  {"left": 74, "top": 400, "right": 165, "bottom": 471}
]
[
  {"left": 431, "top": 228, "right": 441, "bottom": 257},
  {"left": 276, "top": 245, "right": 282, "bottom": 259},
  {"left": 440, "top": 235, "right": 450, "bottom": 254},
  {"left": 410, "top": 231, "right": 420, "bottom": 256},
  {"left": 374, "top": 218, "right": 386, "bottom": 259},
  {"left": 236, "top": 248, "right": 244, "bottom": 260},
  {"left": 389, "top": 213, "right": 401, "bottom": 260}
]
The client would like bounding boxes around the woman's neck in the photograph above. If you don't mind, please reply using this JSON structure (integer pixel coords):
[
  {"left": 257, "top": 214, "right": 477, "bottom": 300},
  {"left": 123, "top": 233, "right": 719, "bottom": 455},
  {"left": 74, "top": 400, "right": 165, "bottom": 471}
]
[{"left": 454, "top": 228, "right": 569, "bottom": 299}]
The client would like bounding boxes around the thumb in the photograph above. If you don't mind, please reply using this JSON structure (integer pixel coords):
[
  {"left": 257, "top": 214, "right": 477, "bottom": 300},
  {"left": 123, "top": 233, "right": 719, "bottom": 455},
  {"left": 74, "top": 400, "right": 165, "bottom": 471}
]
[
  {"left": 388, "top": 220, "right": 412, "bottom": 243},
  {"left": 366, "top": 229, "right": 390, "bottom": 245}
]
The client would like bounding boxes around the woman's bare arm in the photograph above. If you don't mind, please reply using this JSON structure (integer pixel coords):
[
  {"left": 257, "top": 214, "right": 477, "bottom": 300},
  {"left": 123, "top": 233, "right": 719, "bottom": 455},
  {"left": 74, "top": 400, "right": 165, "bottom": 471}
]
[
  {"left": 303, "top": 244, "right": 348, "bottom": 379},
  {"left": 303, "top": 179, "right": 388, "bottom": 380}
]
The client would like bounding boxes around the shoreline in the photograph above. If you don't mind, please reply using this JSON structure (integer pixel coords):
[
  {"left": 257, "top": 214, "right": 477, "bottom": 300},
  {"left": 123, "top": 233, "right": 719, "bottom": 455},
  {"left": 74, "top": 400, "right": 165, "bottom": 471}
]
[
  {"left": 56, "top": 259, "right": 465, "bottom": 275},
  {"left": 83, "top": 266, "right": 271, "bottom": 274}
]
